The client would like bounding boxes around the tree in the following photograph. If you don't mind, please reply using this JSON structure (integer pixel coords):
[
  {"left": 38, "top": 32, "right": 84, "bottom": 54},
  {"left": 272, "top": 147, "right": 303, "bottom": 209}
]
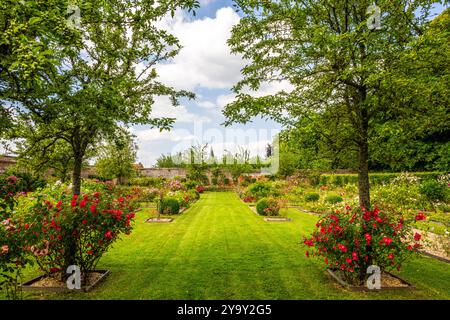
[
  {"left": 224, "top": 0, "right": 447, "bottom": 208},
  {"left": 95, "top": 130, "right": 138, "bottom": 184},
  {"left": 0, "top": 0, "right": 79, "bottom": 136},
  {"left": 8, "top": 0, "right": 199, "bottom": 195}
]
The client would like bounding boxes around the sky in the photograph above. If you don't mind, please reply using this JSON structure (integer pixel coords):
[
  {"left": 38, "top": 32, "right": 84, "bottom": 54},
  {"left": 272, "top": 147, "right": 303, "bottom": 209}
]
[{"left": 131, "top": 0, "right": 289, "bottom": 167}]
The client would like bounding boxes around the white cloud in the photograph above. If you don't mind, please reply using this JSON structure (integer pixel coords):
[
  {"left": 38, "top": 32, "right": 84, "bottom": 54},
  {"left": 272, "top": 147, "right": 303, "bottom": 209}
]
[
  {"left": 156, "top": 7, "right": 244, "bottom": 91},
  {"left": 134, "top": 128, "right": 196, "bottom": 143},
  {"left": 151, "top": 96, "right": 211, "bottom": 123}
]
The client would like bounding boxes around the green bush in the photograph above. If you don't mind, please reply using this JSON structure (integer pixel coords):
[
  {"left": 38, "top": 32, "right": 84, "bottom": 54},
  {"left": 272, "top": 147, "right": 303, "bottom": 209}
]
[
  {"left": 304, "top": 193, "right": 320, "bottom": 202},
  {"left": 256, "top": 198, "right": 280, "bottom": 216},
  {"left": 248, "top": 182, "right": 274, "bottom": 200},
  {"left": 187, "top": 189, "right": 200, "bottom": 201},
  {"left": 157, "top": 198, "right": 180, "bottom": 215},
  {"left": 184, "top": 181, "right": 197, "bottom": 189},
  {"left": 325, "top": 194, "right": 343, "bottom": 204},
  {"left": 419, "top": 179, "right": 448, "bottom": 202},
  {"left": 2, "top": 171, "right": 47, "bottom": 191}
]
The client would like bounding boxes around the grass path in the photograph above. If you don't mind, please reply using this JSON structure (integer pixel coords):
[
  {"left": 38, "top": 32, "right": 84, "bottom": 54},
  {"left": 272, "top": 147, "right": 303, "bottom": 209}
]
[{"left": 23, "top": 192, "right": 450, "bottom": 300}]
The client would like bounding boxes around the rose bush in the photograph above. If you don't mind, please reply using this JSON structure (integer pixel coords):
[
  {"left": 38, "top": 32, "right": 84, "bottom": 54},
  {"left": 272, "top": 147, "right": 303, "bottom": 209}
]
[
  {"left": 0, "top": 175, "right": 30, "bottom": 299},
  {"left": 17, "top": 191, "right": 137, "bottom": 283},
  {"left": 303, "top": 206, "right": 424, "bottom": 285}
]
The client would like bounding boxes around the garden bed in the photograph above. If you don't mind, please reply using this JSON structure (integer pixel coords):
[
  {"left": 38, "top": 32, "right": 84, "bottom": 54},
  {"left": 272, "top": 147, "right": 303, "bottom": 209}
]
[
  {"left": 326, "top": 269, "right": 415, "bottom": 292},
  {"left": 412, "top": 228, "right": 450, "bottom": 263},
  {"left": 21, "top": 270, "right": 110, "bottom": 293},
  {"left": 248, "top": 205, "right": 291, "bottom": 221}
]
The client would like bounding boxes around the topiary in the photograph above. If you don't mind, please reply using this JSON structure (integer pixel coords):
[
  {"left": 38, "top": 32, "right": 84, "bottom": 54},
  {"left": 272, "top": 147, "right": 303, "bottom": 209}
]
[
  {"left": 325, "top": 194, "right": 344, "bottom": 204},
  {"left": 157, "top": 197, "right": 180, "bottom": 215},
  {"left": 304, "top": 192, "right": 320, "bottom": 202},
  {"left": 256, "top": 198, "right": 280, "bottom": 216}
]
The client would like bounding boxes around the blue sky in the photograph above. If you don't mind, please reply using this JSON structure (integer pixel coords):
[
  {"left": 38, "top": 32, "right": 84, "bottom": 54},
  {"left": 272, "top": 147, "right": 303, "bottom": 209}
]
[{"left": 131, "top": 0, "right": 448, "bottom": 167}]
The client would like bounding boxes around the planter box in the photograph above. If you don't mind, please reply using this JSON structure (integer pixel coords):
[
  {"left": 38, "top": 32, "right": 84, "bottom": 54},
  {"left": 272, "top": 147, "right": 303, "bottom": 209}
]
[
  {"left": 326, "top": 269, "right": 415, "bottom": 292},
  {"left": 21, "top": 269, "right": 110, "bottom": 293}
]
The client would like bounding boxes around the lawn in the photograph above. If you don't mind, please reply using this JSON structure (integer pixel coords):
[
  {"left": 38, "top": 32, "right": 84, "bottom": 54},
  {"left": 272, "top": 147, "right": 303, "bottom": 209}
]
[{"left": 19, "top": 192, "right": 450, "bottom": 300}]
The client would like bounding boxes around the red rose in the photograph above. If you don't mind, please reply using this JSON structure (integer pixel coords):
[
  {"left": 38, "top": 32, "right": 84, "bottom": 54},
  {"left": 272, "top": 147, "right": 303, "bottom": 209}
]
[
  {"left": 415, "top": 212, "right": 426, "bottom": 221},
  {"left": 105, "top": 230, "right": 113, "bottom": 239},
  {"left": 305, "top": 250, "right": 309, "bottom": 258},
  {"left": 119, "top": 198, "right": 125, "bottom": 203},
  {"left": 87, "top": 250, "right": 94, "bottom": 255},
  {"left": 407, "top": 245, "right": 413, "bottom": 251},
  {"left": 56, "top": 201, "right": 63, "bottom": 209},
  {"left": 352, "top": 252, "right": 359, "bottom": 261},
  {"left": 7, "top": 175, "right": 18, "bottom": 184},
  {"left": 414, "top": 232, "right": 421, "bottom": 242},
  {"left": 79, "top": 200, "right": 88, "bottom": 208},
  {"left": 82, "top": 220, "right": 88, "bottom": 225},
  {"left": 388, "top": 253, "right": 394, "bottom": 260},
  {"left": 71, "top": 199, "right": 77, "bottom": 207},
  {"left": 382, "top": 237, "right": 393, "bottom": 246},
  {"left": 365, "top": 233, "right": 372, "bottom": 244},
  {"left": 90, "top": 205, "right": 97, "bottom": 214},
  {"left": 338, "top": 244, "right": 347, "bottom": 253}
]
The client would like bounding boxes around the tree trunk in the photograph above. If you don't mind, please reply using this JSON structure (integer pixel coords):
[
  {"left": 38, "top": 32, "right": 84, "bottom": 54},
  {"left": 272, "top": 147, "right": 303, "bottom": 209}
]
[
  {"left": 72, "top": 154, "right": 82, "bottom": 196},
  {"left": 358, "top": 123, "right": 370, "bottom": 209}
]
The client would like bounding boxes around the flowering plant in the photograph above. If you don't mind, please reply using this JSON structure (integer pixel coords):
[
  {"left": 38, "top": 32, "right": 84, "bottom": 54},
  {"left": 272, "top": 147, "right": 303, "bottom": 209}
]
[
  {"left": 256, "top": 198, "right": 281, "bottom": 216},
  {"left": 196, "top": 185, "right": 205, "bottom": 194},
  {"left": 18, "top": 191, "right": 137, "bottom": 283},
  {"left": 168, "top": 180, "right": 184, "bottom": 191},
  {"left": 1, "top": 175, "right": 30, "bottom": 299},
  {"left": 304, "top": 206, "right": 423, "bottom": 285}
]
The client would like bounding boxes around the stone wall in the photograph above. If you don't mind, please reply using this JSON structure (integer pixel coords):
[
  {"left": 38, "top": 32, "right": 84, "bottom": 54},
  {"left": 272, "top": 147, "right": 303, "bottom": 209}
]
[{"left": 0, "top": 156, "right": 16, "bottom": 174}]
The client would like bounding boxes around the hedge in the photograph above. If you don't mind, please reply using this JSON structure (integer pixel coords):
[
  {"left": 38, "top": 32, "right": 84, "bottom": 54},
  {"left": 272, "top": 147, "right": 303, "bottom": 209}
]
[{"left": 317, "top": 172, "right": 446, "bottom": 187}]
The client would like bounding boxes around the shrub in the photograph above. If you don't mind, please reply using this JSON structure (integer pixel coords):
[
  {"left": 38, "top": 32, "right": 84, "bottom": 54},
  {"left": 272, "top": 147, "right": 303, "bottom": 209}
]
[
  {"left": 184, "top": 181, "right": 197, "bottom": 190},
  {"left": 256, "top": 198, "right": 281, "bottom": 216},
  {"left": 243, "top": 196, "right": 256, "bottom": 203},
  {"left": 248, "top": 182, "right": 274, "bottom": 200},
  {"left": 419, "top": 179, "right": 448, "bottom": 202},
  {"left": 157, "top": 198, "right": 180, "bottom": 215},
  {"left": 304, "top": 193, "right": 320, "bottom": 202},
  {"left": 129, "top": 177, "right": 165, "bottom": 188},
  {"left": 17, "top": 192, "right": 137, "bottom": 281},
  {"left": 167, "top": 180, "right": 184, "bottom": 191},
  {"left": 0, "top": 176, "right": 30, "bottom": 299},
  {"left": 187, "top": 189, "right": 200, "bottom": 201},
  {"left": 325, "top": 194, "right": 343, "bottom": 204},
  {"left": 304, "top": 206, "right": 423, "bottom": 285}
]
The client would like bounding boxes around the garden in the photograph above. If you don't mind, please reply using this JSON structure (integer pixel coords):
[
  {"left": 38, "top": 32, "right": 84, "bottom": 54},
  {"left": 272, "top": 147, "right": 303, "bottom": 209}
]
[
  {"left": 1, "top": 169, "right": 449, "bottom": 300},
  {"left": 1, "top": 0, "right": 449, "bottom": 302}
]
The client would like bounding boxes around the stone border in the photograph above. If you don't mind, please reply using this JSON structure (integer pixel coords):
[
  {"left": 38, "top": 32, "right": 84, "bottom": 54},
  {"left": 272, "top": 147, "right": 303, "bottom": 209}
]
[
  {"left": 21, "top": 270, "right": 110, "bottom": 293},
  {"left": 326, "top": 269, "right": 415, "bottom": 292},
  {"left": 145, "top": 218, "right": 174, "bottom": 223},
  {"left": 420, "top": 251, "right": 450, "bottom": 264}
]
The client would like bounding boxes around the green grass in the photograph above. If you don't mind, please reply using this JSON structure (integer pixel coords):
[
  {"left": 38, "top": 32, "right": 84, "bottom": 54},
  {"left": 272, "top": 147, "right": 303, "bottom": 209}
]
[{"left": 15, "top": 192, "right": 450, "bottom": 300}]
